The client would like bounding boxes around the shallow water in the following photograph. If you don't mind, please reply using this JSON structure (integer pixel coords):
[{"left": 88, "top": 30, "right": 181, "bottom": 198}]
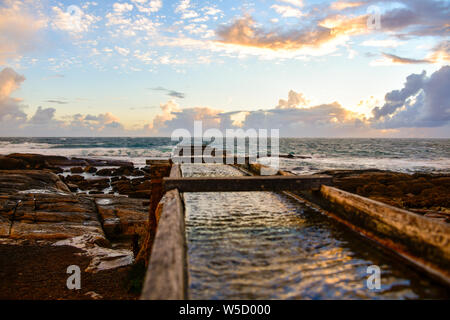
[{"left": 182, "top": 164, "right": 450, "bottom": 300}]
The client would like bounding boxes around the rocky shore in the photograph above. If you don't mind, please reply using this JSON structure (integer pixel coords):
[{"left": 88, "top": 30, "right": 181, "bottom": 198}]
[
  {"left": 1, "top": 153, "right": 449, "bottom": 299},
  {"left": 321, "top": 169, "right": 450, "bottom": 223},
  {"left": 0, "top": 153, "right": 152, "bottom": 299}
]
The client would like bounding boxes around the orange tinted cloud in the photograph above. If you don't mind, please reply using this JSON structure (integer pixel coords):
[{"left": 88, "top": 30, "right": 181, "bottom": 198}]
[
  {"left": 217, "top": 14, "right": 368, "bottom": 51},
  {"left": 330, "top": 1, "right": 364, "bottom": 11},
  {"left": 428, "top": 40, "right": 450, "bottom": 63},
  {"left": 0, "top": 1, "right": 47, "bottom": 63},
  {"left": 381, "top": 53, "right": 431, "bottom": 64}
]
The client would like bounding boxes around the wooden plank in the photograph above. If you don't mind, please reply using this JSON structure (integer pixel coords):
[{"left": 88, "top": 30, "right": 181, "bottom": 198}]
[
  {"left": 140, "top": 188, "right": 187, "bottom": 300},
  {"left": 163, "top": 175, "right": 332, "bottom": 192}
]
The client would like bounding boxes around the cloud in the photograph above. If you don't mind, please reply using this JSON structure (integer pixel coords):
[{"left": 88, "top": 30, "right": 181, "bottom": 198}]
[
  {"left": 0, "top": 67, "right": 24, "bottom": 100},
  {"left": 132, "top": 0, "right": 162, "bottom": 13},
  {"left": 379, "top": 0, "right": 449, "bottom": 37},
  {"left": 147, "top": 101, "right": 222, "bottom": 136},
  {"left": 277, "top": 0, "right": 304, "bottom": 8},
  {"left": 277, "top": 90, "right": 310, "bottom": 109},
  {"left": 2, "top": 64, "right": 448, "bottom": 137},
  {"left": 372, "top": 44, "right": 449, "bottom": 66},
  {"left": 0, "top": 67, "right": 129, "bottom": 136},
  {"left": 115, "top": 46, "right": 130, "bottom": 56},
  {"left": 106, "top": 2, "right": 159, "bottom": 37},
  {"left": 330, "top": 1, "right": 363, "bottom": 11},
  {"left": 113, "top": 3, "right": 134, "bottom": 13},
  {"left": 361, "top": 39, "right": 401, "bottom": 48},
  {"left": 202, "top": 6, "right": 221, "bottom": 16},
  {"left": 381, "top": 53, "right": 431, "bottom": 64},
  {"left": 45, "top": 99, "right": 68, "bottom": 105},
  {"left": 428, "top": 40, "right": 450, "bottom": 64},
  {"left": 51, "top": 5, "right": 100, "bottom": 34},
  {"left": 175, "top": 0, "right": 198, "bottom": 19},
  {"left": 148, "top": 75, "right": 450, "bottom": 137},
  {"left": 151, "top": 87, "right": 186, "bottom": 99},
  {"left": 271, "top": 5, "right": 305, "bottom": 18},
  {"left": 209, "top": 0, "right": 448, "bottom": 61},
  {"left": 146, "top": 90, "right": 370, "bottom": 137},
  {"left": 216, "top": 14, "right": 367, "bottom": 51},
  {"left": 0, "top": 67, "right": 27, "bottom": 127},
  {"left": 372, "top": 70, "right": 427, "bottom": 119},
  {"left": 371, "top": 66, "right": 450, "bottom": 128},
  {"left": 0, "top": 0, "right": 47, "bottom": 63},
  {"left": 29, "top": 106, "right": 59, "bottom": 125}
]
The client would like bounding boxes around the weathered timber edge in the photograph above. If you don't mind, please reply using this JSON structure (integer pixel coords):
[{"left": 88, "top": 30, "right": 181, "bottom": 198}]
[
  {"left": 311, "top": 185, "right": 450, "bottom": 283},
  {"left": 141, "top": 165, "right": 188, "bottom": 300}
]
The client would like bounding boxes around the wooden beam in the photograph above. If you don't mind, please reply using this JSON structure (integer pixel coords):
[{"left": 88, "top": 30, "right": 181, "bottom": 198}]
[
  {"left": 140, "top": 188, "right": 187, "bottom": 300},
  {"left": 317, "top": 185, "right": 450, "bottom": 285},
  {"left": 163, "top": 175, "right": 332, "bottom": 193}
]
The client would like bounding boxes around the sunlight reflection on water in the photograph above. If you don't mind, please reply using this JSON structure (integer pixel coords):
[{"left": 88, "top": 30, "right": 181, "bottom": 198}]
[{"left": 182, "top": 164, "right": 450, "bottom": 300}]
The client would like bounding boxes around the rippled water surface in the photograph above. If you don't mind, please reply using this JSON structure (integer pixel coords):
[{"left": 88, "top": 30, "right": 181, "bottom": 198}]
[
  {"left": 1, "top": 137, "right": 449, "bottom": 173},
  {"left": 182, "top": 164, "right": 449, "bottom": 300}
]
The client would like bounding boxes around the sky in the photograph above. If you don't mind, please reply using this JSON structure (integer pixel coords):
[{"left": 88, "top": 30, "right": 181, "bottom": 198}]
[{"left": 0, "top": 0, "right": 449, "bottom": 137}]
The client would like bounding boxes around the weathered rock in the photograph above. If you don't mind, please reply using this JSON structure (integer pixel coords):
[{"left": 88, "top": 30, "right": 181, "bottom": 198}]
[
  {"left": 1, "top": 193, "right": 106, "bottom": 242},
  {"left": 128, "top": 190, "right": 151, "bottom": 199},
  {"left": 0, "top": 215, "right": 11, "bottom": 237},
  {"left": 87, "top": 178, "right": 110, "bottom": 191},
  {"left": 72, "top": 157, "right": 133, "bottom": 167},
  {"left": 10, "top": 221, "right": 104, "bottom": 241},
  {"left": 5, "top": 153, "right": 73, "bottom": 168},
  {"left": 0, "top": 196, "right": 17, "bottom": 220},
  {"left": 114, "top": 166, "right": 134, "bottom": 176},
  {"left": 132, "top": 169, "right": 145, "bottom": 176},
  {"left": 65, "top": 177, "right": 110, "bottom": 192},
  {"left": 109, "top": 177, "right": 151, "bottom": 198},
  {"left": 141, "top": 166, "right": 151, "bottom": 174},
  {"left": 0, "top": 170, "right": 71, "bottom": 194},
  {"left": 67, "top": 183, "right": 79, "bottom": 192},
  {"left": 96, "top": 168, "right": 115, "bottom": 176},
  {"left": 84, "top": 166, "right": 97, "bottom": 173},
  {"left": 49, "top": 166, "right": 64, "bottom": 174},
  {"left": 65, "top": 174, "right": 84, "bottom": 183},
  {"left": 424, "top": 212, "right": 450, "bottom": 223},
  {"left": 111, "top": 178, "right": 133, "bottom": 194},
  {"left": 0, "top": 156, "right": 28, "bottom": 170},
  {"left": 84, "top": 291, "right": 104, "bottom": 300},
  {"left": 95, "top": 197, "right": 148, "bottom": 239},
  {"left": 4, "top": 153, "right": 134, "bottom": 168},
  {"left": 135, "top": 180, "right": 151, "bottom": 191},
  {"left": 54, "top": 234, "right": 133, "bottom": 273},
  {"left": 70, "top": 167, "right": 84, "bottom": 174},
  {"left": 89, "top": 191, "right": 104, "bottom": 195}
]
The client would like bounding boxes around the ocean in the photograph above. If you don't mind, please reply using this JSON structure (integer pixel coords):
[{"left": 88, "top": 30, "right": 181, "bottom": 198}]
[{"left": 0, "top": 137, "right": 449, "bottom": 174}]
